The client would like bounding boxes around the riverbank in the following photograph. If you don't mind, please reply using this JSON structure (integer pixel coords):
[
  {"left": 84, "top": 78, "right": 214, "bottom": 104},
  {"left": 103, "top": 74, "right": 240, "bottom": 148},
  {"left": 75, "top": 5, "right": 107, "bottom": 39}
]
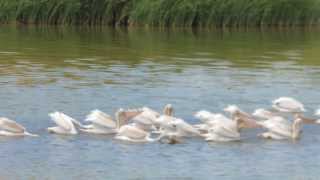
[{"left": 1, "top": 0, "right": 320, "bottom": 28}]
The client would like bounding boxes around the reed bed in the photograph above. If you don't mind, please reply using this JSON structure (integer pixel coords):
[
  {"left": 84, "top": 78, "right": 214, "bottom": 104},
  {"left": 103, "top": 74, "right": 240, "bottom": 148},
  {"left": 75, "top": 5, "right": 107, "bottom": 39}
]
[{"left": 1, "top": 0, "right": 320, "bottom": 28}]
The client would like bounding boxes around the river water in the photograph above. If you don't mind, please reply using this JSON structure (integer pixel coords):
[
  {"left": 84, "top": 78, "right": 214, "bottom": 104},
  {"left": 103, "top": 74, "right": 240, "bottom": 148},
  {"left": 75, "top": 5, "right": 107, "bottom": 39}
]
[{"left": 0, "top": 26, "right": 320, "bottom": 179}]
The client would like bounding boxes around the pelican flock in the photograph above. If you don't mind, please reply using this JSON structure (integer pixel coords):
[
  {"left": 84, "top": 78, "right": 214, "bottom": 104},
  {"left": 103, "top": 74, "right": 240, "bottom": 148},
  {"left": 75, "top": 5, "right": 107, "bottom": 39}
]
[{"left": 0, "top": 97, "right": 320, "bottom": 145}]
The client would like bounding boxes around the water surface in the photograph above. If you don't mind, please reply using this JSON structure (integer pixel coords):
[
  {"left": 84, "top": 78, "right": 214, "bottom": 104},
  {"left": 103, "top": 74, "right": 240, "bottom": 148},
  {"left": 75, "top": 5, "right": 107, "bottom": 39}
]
[{"left": 0, "top": 26, "right": 320, "bottom": 179}]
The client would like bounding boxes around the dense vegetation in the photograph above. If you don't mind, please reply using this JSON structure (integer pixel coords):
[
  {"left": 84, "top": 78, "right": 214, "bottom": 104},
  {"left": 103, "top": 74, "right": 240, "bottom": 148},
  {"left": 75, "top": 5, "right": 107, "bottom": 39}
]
[{"left": 1, "top": 0, "right": 320, "bottom": 28}]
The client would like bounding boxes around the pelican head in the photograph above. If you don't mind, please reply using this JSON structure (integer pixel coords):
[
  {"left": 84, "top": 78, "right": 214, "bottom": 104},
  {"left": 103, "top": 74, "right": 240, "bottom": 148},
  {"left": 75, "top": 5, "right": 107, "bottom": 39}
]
[
  {"left": 163, "top": 104, "right": 174, "bottom": 116},
  {"left": 292, "top": 118, "right": 304, "bottom": 140},
  {"left": 115, "top": 108, "right": 128, "bottom": 129},
  {"left": 224, "top": 105, "right": 240, "bottom": 115}
]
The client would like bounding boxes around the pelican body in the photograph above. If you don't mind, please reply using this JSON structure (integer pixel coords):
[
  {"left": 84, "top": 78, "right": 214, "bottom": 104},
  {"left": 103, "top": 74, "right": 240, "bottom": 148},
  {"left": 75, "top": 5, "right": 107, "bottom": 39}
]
[{"left": 0, "top": 117, "right": 37, "bottom": 137}]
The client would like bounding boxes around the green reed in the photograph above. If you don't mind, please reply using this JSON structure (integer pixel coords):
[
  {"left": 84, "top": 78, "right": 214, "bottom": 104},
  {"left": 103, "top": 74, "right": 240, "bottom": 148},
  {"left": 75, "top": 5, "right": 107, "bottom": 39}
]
[{"left": 1, "top": 0, "right": 320, "bottom": 28}]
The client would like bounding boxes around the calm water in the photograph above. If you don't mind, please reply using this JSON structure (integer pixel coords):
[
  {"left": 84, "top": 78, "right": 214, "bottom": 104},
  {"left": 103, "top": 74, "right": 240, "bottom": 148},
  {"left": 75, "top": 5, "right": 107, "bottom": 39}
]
[{"left": 0, "top": 26, "right": 320, "bottom": 180}]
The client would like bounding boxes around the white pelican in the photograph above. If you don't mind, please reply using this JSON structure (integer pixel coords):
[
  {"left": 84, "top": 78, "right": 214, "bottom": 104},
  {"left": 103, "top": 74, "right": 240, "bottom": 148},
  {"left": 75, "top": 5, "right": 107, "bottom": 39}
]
[
  {"left": 0, "top": 117, "right": 38, "bottom": 137},
  {"left": 194, "top": 111, "right": 240, "bottom": 142},
  {"left": 115, "top": 104, "right": 184, "bottom": 143},
  {"left": 80, "top": 108, "right": 141, "bottom": 134},
  {"left": 130, "top": 107, "right": 159, "bottom": 131},
  {"left": 224, "top": 105, "right": 262, "bottom": 129},
  {"left": 150, "top": 105, "right": 188, "bottom": 143},
  {"left": 153, "top": 115, "right": 177, "bottom": 134},
  {"left": 130, "top": 104, "right": 173, "bottom": 131},
  {"left": 47, "top": 112, "right": 83, "bottom": 135},
  {"left": 193, "top": 110, "right": 217, "bottom": 134},
  {"left": 166, "top": 118, "right": 202, "bottom": 137},
  {"left": 82, "top": 104, "right": 173, "bottom": 134},
  {"left": 151, "top": 104, "right": 175, "bottom": 132},
  {"left": 253, "top": 109, "right": 319, "bottom": 140},
  {"left": 252, "top": 108, "right": 278, "bottom": 119},
  {"left": 272, "top": 97, "right": 306, "bottom": 113},
  {"left": 115, "top": 125, "right": 164, "bottom": 143},
  {"left": 154, "top": 105, "right": 200, "bottom": 138}
]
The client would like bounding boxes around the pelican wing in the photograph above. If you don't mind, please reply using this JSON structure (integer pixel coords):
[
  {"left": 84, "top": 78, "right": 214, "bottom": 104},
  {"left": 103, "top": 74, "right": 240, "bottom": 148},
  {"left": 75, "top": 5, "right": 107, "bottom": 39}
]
[
  {"left": 132, "top": 110, "right": 157, "bottom": 126},
  {"left": 272, "top": 97, "right": 305, "bottom": 113},
  {"left": 49, "top": 112, "right": 75, "bottom": 131},
  {"left": 209, "top": 118, "right": 240, "bottom": 138},
  {"left": 206, "top": 133, "right": 240, "bottom": 142},
  {"left": 86, "top": 110, "right": 116, "bottom": 129},
  {"left": 193, "top": 123, "right": 209, "bottom": 130},
  {"left": 206, "top": 114, "right": 238, "bottom": 132},
  {"left": 0, "top": 118, "right": 25, "bottom": 133},
  {"left": 252, "top": 109, "right": 277, "bottom": 119},
  {"left": 260, "top": 132, "right": 288, "bottom": 140},
  {"left": 117, "top": 125, "right": 148, "bottom": 140},
  {"left": 154, "top": 115, "right": 175, "bottom": 127},
  {"left": 194, "top": 110, "right": 216, "bottom": 123},
  {"left": 258, "top": 117, "right": 291, "bottom": 137},
  {"left": 210, "top": 125, "right": 240, "bottom": 139},
  {"left": 142, "top": 107, "right": 160, "bottom": 117},
  {"left": 176, "top": 119, "right": 201, "bottom": 136},
  {"left": 80, "top": 123, "right": 117, "bottom": 134},
  {"left": 213, "top": 114, "right": 233, "bottom": 122},
  {"left": 123, "top": 109, "right": 144, "bottom": 120},
  {"left": 236, "top": 114, "right": 261, "bottom": 128}
]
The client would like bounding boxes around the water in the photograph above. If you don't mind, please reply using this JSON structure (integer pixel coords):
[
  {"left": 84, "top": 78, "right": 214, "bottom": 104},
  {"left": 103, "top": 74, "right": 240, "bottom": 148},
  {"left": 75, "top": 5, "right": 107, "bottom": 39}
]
[{"left": 0, "top": 26, "right": 320, "bottom": 179}]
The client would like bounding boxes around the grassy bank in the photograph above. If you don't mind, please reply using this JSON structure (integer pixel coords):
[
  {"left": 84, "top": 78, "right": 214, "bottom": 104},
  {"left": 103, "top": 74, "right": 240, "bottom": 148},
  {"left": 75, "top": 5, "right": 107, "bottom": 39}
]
[{"left": 1, "top": 0, "right": 320, "bottom": 28}]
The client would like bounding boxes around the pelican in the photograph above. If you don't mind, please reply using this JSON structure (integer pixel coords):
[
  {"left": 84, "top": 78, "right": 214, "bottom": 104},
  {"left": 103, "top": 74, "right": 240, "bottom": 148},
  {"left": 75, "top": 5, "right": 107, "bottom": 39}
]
[
  {"left": 0, "top": 117, "right": 38, "bottom": 137},
  {"left": 80, "top": 108, "right": 141, "bottom": 134},
  {"left": 272, "top": 97, "right": 317, "bottom": 124},
  {"left": 152, "top": 104, "right": 175, "bottom": 132},
  {"left": 47, "top": 112, "right": 83, "bottom": 135},
  {"left": 253, "top": 109, "right": 319, "bottom": 140},
  {"left": 193, "top": 110, "right": 216, "bottom": 134},
  {"left": 115, "top": 125, "right": 164, "bottom": 143},
  {"left": 149, "top": 107, "right": 200, "bottom": 138},
  {"left": 150, "top": 105, "right": 186, "bottom": 143},
  {"left": 82, "top": 104, "right": 173, "bottom": 135},
  {"left": 224, "top": 105, "right": 262, "bottom": 129},
  {"left": 166, "top": 118, "right": 202, "bottom": 137},
  {"left": 252, "top": 108, "right": 278, "bottom": 119},
  {"left": 194, "top": 111, "right": 240, "bottom": 142},
  {"left": 153, "top": 115, "right": 178, "bottom": 133},
  {"left": 272, "top": 97, "right": 306, "bottom": 113},
  {"left": 116, "top": 104, "right": 184, "bottom": 143},
  {"left": 130, "top": 104, "right": 173, "bottom": 131},
  {"left": 130, "top": 107, "right": 159, "bottom": 131}
]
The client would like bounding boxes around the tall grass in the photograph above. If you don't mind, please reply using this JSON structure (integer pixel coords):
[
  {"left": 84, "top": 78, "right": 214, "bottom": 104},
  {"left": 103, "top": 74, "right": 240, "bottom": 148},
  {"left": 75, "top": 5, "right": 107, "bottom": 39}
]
[{"left": 1, "top": 0, "right": 320, "bottom": 27}]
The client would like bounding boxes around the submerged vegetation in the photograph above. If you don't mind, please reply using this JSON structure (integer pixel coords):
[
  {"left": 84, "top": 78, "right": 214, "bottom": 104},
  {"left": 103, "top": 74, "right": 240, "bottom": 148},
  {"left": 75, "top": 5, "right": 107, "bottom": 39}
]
[{"left": 1, "top": 0, "right": 320, "bottom": 28}]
